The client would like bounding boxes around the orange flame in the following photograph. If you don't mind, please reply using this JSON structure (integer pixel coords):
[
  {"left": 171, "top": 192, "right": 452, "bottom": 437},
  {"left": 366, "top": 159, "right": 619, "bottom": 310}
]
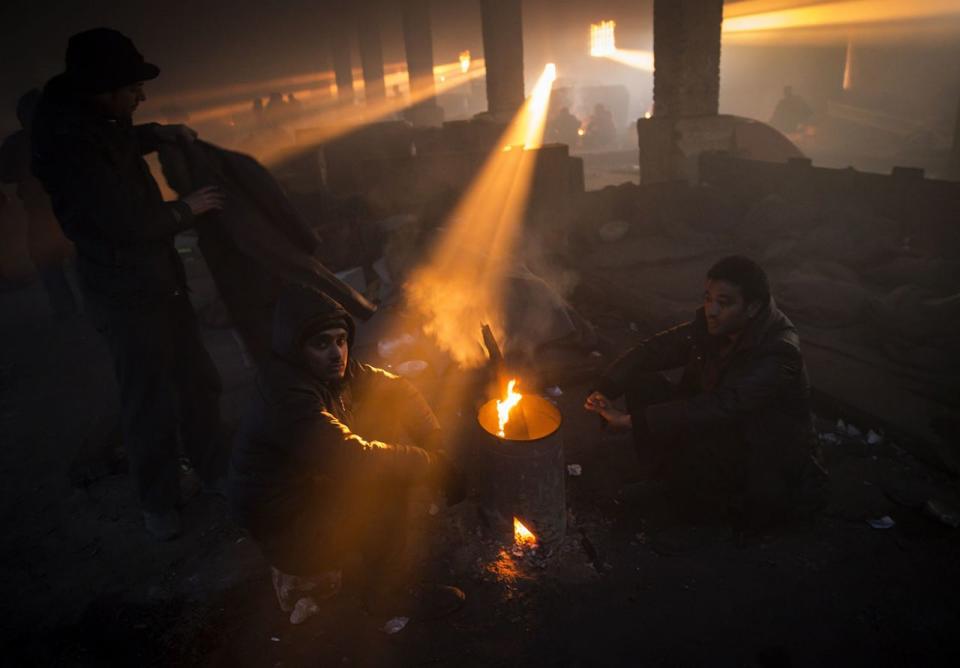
[
  {"left": 497, "top": 379, "right": 523, "bottom": 437},
  {"left": 513, "top": 517, "right": 537, "bottom": 547},
  {"left": 459, "top": 50, "right": 471, "bottom": 73}
]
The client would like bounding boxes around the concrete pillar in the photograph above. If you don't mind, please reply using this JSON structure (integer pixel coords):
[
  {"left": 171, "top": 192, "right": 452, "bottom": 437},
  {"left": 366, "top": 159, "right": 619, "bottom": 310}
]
[
  {"left": 402, "top": 0, "right": 443, "bottom": 126},
  {"left": 357, "top": 8, "right": 386, "bottom": 104},
  {"left": 480, "top": 0, "right": 525, "bottom": 118},
  {"left": 330, "top": 20, "right": 355, "bottom": 104},
  {"left": 652, "top": 0, "right": 723, "bottom": 118}
]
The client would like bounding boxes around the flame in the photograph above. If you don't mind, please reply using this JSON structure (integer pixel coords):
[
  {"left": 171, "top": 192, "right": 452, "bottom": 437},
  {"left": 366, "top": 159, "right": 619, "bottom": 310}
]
[
  {"left": 497, "top": 379, "right": 523, "bottom": 437},
  {"left": 513, "top": 517, "right": 537, "bottom": 547},
  {"left": 459, "top": 50, "right": 471, "bottom": 73}
]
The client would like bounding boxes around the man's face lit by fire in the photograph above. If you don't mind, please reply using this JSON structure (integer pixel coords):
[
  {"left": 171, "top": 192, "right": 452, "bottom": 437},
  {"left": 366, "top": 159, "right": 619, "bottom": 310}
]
[
  {"left": 93, "top": 82, "right": 146, "bottom": 122},
  {"left": 703, "top": 279, "right": 761, "bottom": 337},
  {"left": 303, "top": 327, "right": 349, "bottom": 381}
]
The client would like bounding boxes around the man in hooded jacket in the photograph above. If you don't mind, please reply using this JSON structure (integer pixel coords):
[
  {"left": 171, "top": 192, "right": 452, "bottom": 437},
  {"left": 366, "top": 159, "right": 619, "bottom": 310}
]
[
  {"left": 229, "top": 284, "right": 465, "bottom": 621},
  {"left": 585, "top": 256, "right": 827, "bottom": 537},
  {"left": 31, "top": 28, "right": 228, "bottom": 540}
]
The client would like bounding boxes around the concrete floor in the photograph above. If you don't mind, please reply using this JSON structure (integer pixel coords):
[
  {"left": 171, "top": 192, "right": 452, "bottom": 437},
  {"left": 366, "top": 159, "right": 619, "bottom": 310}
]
[{"left": 2, "top": 244, "right": 959, "bottom": 666}]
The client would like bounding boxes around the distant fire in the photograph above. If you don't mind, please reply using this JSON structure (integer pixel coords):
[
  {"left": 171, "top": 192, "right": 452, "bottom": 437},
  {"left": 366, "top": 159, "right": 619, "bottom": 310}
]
[
  {"left": 513, "top": 517, "right": 537, "bottom": 548},
  {"left": 496, "top": 379, "right": 523, "bottom": 437},
  {"left": 459, "top": 50, "right": 471, "bottom": 73}
]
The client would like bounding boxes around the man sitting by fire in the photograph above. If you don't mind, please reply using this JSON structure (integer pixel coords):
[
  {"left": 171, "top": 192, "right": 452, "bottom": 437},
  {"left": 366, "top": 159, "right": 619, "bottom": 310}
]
[
  {"left": 229, "top": 284, "right": 466, "bottom": 623},
  {"left": 585, "top": 256, "right": 826, "bottom": 537}
]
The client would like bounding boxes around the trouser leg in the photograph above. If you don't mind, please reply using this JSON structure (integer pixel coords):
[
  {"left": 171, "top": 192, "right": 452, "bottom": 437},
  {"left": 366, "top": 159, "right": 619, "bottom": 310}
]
[
  {"left": 624, "top": 372, "right": 676, "bottom": 478},
  {"left": 168, "top": 295, "right": 225, "bottom": 484},
  {"left": 39, "top": 262, "right": 79, "bottom": 317},
  {"left": 94, "top": 300, "right": 181, "bottom": 512}
]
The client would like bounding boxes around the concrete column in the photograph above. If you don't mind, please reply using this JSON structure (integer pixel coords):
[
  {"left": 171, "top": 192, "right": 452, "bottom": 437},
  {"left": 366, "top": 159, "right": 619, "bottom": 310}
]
[
  {"left": 480, "top": 0, "right": 525, "bottom": 118},
  {"left": 402, "top": 0, "right": 443, "bottom": 126},
  {"left": 652, "top": 0, "right": 723, "bottom": 118},
  {"left": 357, "top": 7, "right": 386, "bottom": 103},
  {"left": 330, "top": 19, "right": 355, "bottom": 104}
]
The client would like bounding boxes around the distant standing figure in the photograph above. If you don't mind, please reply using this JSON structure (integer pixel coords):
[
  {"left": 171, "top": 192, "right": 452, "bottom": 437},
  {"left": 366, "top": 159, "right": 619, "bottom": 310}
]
[
  {"left": 770, "top": 85, "right": 813, "bottom": 134},
  {"left": 584, "top": 103, "right": 616, "bottom": 149}
]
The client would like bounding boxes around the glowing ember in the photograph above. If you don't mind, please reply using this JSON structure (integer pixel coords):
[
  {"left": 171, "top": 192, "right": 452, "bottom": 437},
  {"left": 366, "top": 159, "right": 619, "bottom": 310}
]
[
  {"left": 590, "top": 20, "right": 617, "bottom": 57},
  {"left": 513, "top": 517, "right": 537, "bottom": 547},
  {"left": 497, "top": 379, "right": 523, "bottom": 437},
  {"left": 459, "top": 50, "right": 471, "bottom": 73}
]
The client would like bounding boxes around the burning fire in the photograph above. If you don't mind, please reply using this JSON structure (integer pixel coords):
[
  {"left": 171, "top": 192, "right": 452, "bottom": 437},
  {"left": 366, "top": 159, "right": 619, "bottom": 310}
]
[
  {"left": 459, "top": 50, "right": 471, "bottom": 73},
  {"left": 496, "top": 379, "right": 523, "bottom": 437},
  {"left": 513, "top": 517, "right": 537, "bottom": 548}
]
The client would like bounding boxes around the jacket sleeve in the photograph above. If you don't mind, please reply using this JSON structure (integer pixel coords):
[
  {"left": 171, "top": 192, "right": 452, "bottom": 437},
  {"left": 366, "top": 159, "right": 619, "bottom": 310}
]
[
  {"left": 281, "top": 389, "right": 434, "bottom": 482},
  {"left": 646, "top": 340, "right": 804, "bottom": 438},
  {"left": 134, "top": 123, "right": 164, "bottom": 155},
  {"left": 48, "top": 132, "right": 195, "bottom": 245},
  {"left": 595, "top": 321, "right": 695, "bottom": 399},
  {"left": 356, "top": 364, "right": 442, "bottom": 451}
]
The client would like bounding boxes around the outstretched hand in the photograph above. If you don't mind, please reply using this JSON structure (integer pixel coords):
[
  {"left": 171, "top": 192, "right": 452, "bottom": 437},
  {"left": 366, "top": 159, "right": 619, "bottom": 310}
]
[
  {"left": 156, "top": 123, "right": 198, "bottom": 144},
  {"left": 584, "top": 391, "right": 632, "bottom": 430},
  {"left": 181, "top": 185, "right": 225, "bottom": 216}
]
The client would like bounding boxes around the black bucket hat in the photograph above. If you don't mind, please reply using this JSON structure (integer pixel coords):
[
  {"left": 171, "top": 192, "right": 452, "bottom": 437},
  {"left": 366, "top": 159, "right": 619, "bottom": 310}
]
[{"left": 64, "top": 28, "right": 160, "bottom": 95}]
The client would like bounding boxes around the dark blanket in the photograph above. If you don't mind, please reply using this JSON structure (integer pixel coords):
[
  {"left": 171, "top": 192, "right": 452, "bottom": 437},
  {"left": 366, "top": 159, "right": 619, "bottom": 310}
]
[{"left": 158, "top": 140, "right": 376, "bottom": 365}]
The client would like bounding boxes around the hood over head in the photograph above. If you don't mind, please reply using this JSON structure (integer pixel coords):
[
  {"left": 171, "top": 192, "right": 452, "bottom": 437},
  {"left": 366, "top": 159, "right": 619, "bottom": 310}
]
[{"left": 272, "top": 283, "right": 356, "bottom": 366}]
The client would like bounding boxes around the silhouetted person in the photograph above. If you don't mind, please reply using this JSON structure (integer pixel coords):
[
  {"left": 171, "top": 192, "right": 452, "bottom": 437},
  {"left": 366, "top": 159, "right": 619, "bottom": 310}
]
[
  {"left": 0, "top": 89, "right": 79, "bottom": 317},
  {"left": 31, "top": 28, "right": 229, "bottom": 540},
  {"left": 586, "top": 256, "right": 826, "bottom": 538},
  {"left": 770, "top": 85, "right": 813, "bottom": 134},
  {"left": 584, "top": 103, "right": 616, "bottom": 149},
  {"left": 547, "top": 106, "right": 582, "bottom": 147}
]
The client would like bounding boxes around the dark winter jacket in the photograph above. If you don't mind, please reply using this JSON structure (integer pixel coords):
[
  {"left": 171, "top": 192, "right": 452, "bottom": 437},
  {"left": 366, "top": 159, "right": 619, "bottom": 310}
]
[
  {"left": 597, "top": 300, "right": 819, "bottom": 504},
  {"left": 228, "top": 286, "right": 437, "bottom": 536},
  {"left": 30, "top": 74, "right": 194, "bottom": 307}
]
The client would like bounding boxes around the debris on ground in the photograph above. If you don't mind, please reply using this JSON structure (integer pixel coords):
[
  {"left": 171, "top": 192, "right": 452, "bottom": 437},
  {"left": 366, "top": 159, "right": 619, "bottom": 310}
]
[{"left": 867, "top": 516, "right": 896, "bottom": 530}]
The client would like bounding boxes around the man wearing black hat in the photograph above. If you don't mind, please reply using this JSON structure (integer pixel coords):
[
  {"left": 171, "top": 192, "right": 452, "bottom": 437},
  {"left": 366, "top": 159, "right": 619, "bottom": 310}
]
[
  {"left": 229, "top": 285, "right": 466, "bottom": 623},
  {"left": 32, "top": 28, "right": 227, "bottom": 540}
]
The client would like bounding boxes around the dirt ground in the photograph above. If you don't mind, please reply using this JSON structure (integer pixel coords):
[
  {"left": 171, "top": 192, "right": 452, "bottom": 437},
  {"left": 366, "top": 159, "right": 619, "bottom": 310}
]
[{"left": 2, "top": 244, "right": 960, "bottom": 667}]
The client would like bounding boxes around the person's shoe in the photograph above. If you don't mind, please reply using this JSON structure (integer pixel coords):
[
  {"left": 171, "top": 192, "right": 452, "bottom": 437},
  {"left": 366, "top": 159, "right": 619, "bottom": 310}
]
[{"left": 143, "top": 509, "right": 181, "bottom": 541}]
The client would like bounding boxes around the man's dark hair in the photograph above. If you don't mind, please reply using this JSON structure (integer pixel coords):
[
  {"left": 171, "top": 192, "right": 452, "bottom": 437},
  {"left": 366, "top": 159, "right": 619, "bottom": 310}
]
[{"left": 707, "top": 255, "right": 770, "bottom": 305}]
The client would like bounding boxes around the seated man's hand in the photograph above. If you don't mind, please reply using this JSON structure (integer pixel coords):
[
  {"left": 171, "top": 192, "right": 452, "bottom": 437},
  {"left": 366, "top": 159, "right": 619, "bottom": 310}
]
[
  {"left": 584, "top": 391, "right": 632, "bottom": 430},
  {"left": 156, "top": 123, "right": 198, "bottom": 144}
]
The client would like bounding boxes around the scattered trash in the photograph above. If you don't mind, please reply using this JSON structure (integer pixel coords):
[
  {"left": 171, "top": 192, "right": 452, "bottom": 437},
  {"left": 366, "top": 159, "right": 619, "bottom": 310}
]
[
  {"left": 846, "top": 423, "right": 862, "bottom": 438},
  {"left": 924, "top": 500, "right": 960, "bottom": 528},
  {"left": 383, "top": 617, "right": 410, "bottom": 634},
  {"left": 270, "top": 636, "right": 280, "bottom": 642},
  {"left": 866, "top": 430, "right": 883, "bottom": 445},
  {"left": 589, "top": 350, "right": 603, "bottom": 358},
  {"left": 599, "top": 219, "right": 630, "bottom": 243},
  {"left": 545, "top": 386, "right": 563, "bottom": 397},
  {"left": 290, "top": 597, "right": 319, "bottom": 625},
  {"left": 629, "top": 322, "right": 639, "bottom": 332},
  {"left": 836, "top": 419, "right": 846, "bottom": 432},
  {"left": 395, "top": 359, "right": 428, "bottom": 378},
  {"left": 428, "top": 503, "right": 440, "bottom": 516},
  {"left": 566, "top": 464, "right": 582, "bottom": 476},
  {"left": 820, "top": 432, "right": 840, "bottom": 445},
  {"left": 377, "top": 334, "right": 415, "bottom": 360},
  {"left": 867, "top": 516, "right": 896, "bottom": 530}
]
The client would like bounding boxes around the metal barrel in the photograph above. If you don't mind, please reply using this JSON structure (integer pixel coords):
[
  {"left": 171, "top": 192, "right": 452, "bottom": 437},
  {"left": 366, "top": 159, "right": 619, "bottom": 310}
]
[{"left": 476, "top": 394, "right": 566, "bottom": 550}]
